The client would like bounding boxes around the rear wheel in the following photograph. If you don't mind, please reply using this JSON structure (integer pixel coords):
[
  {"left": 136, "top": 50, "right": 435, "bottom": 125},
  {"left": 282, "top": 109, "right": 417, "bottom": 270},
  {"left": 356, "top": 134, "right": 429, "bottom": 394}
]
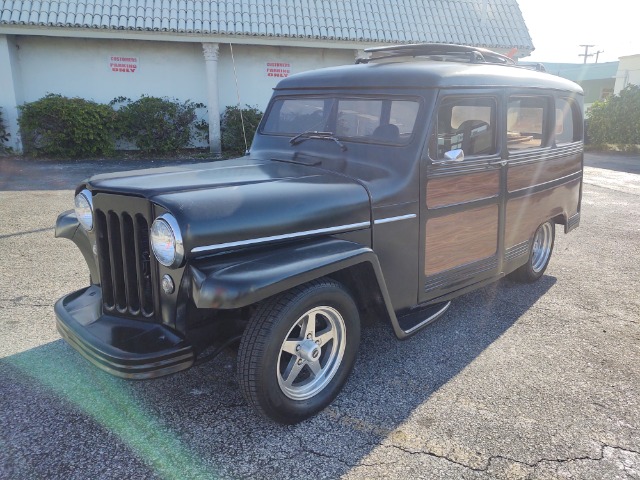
[
  {"left": 509, "top": 221, "right": 555, "bottom": 283},
  {"left": 237, "top": 279, "right": 360, "bottom": 424}
]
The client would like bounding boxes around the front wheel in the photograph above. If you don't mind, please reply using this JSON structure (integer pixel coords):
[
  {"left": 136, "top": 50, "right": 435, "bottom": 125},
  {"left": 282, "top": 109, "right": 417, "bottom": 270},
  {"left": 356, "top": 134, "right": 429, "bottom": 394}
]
[
  {"left": 237, "top": 279, "right": 360, "bottom": 424},
  {"left": 509, "top": 220, "right": 555, "bottom": 283}
]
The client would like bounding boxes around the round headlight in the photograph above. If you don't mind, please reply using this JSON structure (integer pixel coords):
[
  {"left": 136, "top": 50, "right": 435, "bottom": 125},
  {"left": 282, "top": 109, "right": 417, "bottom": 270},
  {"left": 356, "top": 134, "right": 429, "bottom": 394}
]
[
  {"left": 74, "top": 189, "right": 93, "bottom": 231},
  {"left": 150, "top": 214, "right": 184, "bottom": 268}
]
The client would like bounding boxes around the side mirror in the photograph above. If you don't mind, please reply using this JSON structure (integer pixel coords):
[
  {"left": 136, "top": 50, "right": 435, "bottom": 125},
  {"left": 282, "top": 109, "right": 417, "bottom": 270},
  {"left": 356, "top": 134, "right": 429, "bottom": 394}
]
[
  {"left": 431, "top": 149, "right": 465, "bottom": 165},
  {"left": 444, "top": 149, "right": 465, "bottom": 162}
]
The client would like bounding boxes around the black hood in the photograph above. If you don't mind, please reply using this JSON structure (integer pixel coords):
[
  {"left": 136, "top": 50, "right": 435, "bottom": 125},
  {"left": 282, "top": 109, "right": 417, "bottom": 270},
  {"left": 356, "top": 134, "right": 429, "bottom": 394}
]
[{"left": 86, "top": 157, "right": 371, "bottom": 258}]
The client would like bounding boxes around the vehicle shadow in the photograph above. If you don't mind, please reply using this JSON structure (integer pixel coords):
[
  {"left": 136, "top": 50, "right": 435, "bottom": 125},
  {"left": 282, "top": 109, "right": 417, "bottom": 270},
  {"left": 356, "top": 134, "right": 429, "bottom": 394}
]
[{"left": 1, "top": 276, "right": 556, "bottom": 479}]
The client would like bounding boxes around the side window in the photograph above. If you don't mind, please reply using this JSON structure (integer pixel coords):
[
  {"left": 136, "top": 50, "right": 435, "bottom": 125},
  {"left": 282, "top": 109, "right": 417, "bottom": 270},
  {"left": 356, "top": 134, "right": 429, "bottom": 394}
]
[
  {"left": 555, "top": 98, "right": 582, "bottom": 145},
  {"left": 507, "top": 96, "right": 549, "bottom": 151},
  {"left": 432, "top": 97, "right": 497, "bottom": 159}
]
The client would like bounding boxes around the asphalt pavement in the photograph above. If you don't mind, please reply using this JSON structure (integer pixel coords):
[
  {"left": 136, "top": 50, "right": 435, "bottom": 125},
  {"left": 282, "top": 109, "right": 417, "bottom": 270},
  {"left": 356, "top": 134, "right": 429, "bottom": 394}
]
[{"left": 1, "top": 152, "right": 639, "bottom": 479}]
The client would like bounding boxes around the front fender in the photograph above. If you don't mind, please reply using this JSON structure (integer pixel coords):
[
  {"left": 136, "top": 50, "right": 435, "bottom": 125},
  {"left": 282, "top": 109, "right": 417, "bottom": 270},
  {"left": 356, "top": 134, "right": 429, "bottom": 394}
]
[
  {"left": 189, "top": 238, "right": 387, "bottom": 309},
  {"left": 55, "top": 210, "right": 99, "bottom": 283}
]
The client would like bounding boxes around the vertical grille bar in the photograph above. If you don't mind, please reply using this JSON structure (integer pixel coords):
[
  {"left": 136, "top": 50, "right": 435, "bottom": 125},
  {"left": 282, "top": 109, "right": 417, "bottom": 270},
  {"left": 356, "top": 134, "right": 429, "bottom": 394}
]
[
  {"left": 107, "top": 211, "right": 126, "bottom": 313},
  {"left": 95, "top": 211, "right": 114, "bottom": 310},
  {"left": 134, "top": 214, "right": 154, "bottom": 317},
  {"left": 121, "top": 213, "right": 141, "bottom": 315}
]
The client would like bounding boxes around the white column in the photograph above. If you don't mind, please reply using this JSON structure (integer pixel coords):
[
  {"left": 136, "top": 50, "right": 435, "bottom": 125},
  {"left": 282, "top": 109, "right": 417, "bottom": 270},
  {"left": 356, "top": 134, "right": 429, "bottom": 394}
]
[
  {"left": 0, "top": 35, "right": 23, "bottom": 152},
  {"left": 202, "top": 42, "right": 221, "bottom": 156}
]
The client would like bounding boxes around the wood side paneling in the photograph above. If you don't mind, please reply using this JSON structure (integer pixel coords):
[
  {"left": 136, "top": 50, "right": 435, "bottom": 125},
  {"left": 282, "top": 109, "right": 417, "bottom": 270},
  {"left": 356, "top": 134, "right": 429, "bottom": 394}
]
[
  {"left": 508, "top": 155, "right": 581, "bottom": 192},
  {"left": 425, "top": 204, "right": 498, "bottom": 276},
  {"left": 505, "top": 178, "right": 581, "bottom": 248},
  {"left": 427, "top": 170, "right": 500, "bottom": 209}
]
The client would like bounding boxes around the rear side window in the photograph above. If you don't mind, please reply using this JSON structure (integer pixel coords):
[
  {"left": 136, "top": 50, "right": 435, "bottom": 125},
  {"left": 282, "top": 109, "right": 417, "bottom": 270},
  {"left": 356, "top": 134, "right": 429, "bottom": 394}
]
[
  {"left": 555, "top": 98, "right": 582, "bottom": 144},
  {"left": 432, "top": 97, "right": 497, "bottom": 159},
  {"left": 507, "top": 96, "right": 550, "bottom": 151}
]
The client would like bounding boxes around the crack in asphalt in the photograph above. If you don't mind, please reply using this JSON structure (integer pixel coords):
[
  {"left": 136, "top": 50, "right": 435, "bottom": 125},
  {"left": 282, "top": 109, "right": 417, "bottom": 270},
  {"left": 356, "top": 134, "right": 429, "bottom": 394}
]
[{"left": 380, "top": 442, "right": 640, "bottom": 475}]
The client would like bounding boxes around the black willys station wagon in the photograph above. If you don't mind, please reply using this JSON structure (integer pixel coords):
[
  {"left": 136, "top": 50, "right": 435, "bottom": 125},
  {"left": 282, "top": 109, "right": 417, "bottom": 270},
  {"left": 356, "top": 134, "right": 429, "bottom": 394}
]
[{"left": 55, "top": 44, "right": 584, "bottom": 424}]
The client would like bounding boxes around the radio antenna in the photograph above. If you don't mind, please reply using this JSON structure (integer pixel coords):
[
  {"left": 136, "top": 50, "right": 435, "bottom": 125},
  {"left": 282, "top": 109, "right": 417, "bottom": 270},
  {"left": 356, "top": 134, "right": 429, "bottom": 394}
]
[{"left": 229, "top": 43, "right": 249, "bottom": 155}]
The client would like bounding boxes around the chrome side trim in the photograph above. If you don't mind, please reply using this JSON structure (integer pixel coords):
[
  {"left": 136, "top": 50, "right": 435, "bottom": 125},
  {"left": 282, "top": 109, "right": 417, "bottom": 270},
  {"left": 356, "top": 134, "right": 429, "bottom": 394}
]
[
  {"left": 191, "top": 221, "right": 371, "bottom": 254},
  {"left": 374, "top": 214, "right": 417, "bottom": 225}
]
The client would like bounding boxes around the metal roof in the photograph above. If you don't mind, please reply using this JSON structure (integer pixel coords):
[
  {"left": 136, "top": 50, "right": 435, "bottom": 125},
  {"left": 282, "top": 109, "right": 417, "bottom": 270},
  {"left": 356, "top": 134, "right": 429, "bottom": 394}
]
[{"left": 0, "top": 0, "right": 534, "bottom": 50}]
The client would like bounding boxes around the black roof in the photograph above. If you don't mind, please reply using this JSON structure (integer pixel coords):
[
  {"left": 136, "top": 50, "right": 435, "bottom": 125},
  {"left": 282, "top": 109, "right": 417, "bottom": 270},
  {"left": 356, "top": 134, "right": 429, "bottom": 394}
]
[{"left": 275, "top": 61, "right": 583, "bottom": 94}]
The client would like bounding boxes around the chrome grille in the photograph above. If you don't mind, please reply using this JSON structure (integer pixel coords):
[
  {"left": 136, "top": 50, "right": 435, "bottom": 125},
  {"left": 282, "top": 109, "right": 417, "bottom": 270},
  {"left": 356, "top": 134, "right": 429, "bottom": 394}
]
[{"left": 95, "top": 206, "right": 155, "bottom": 318}]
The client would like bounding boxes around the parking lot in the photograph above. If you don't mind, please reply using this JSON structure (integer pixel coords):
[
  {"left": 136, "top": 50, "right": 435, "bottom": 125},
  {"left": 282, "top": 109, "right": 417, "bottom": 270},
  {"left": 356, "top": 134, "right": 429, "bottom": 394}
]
[{"left": 1, "top": 152, "right": 639, "bottom": 479}]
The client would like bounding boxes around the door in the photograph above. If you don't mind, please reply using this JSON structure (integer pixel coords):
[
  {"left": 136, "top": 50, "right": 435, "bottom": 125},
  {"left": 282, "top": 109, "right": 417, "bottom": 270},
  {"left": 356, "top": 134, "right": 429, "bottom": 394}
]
[{"left": 419, "top": 92, "right": 505, "bottom": 302}]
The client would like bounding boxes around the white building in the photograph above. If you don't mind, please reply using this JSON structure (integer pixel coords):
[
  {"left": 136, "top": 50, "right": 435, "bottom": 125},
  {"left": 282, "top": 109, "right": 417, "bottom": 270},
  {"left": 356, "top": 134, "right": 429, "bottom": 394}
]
[
  {"left": 614, "top": 54, "right": 640, "bottom": 95},
  {"left": 0, "top": 1, "right": 534, "bottom": 153}
]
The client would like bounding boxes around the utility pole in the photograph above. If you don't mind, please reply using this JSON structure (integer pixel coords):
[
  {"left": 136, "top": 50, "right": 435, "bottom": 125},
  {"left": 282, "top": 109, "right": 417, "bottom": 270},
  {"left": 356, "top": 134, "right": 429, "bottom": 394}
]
[
  {"left": 579, "top": 44, "right": 595, "bottom": 64},
  {"left": 594, "top": 50, "right": 604, "bottom": 63}
]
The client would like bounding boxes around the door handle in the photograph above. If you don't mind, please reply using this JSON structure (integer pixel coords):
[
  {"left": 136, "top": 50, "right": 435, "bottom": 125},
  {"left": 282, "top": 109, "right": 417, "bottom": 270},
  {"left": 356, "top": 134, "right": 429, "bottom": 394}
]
[{"left": 490, "top": 160, "right": 507, "bottom": 166}]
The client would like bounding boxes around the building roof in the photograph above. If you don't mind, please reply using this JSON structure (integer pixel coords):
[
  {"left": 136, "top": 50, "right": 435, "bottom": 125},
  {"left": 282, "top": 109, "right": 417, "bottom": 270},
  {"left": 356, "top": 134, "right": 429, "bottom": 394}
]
[{"left": 0, "top": 0, "right": 534, "bottom": 51}]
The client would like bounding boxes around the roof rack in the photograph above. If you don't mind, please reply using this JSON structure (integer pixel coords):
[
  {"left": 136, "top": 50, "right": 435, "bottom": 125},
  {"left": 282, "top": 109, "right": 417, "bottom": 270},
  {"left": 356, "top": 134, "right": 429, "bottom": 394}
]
[{"left": 356, "top": 43, "right": 516, "bottom": 66}]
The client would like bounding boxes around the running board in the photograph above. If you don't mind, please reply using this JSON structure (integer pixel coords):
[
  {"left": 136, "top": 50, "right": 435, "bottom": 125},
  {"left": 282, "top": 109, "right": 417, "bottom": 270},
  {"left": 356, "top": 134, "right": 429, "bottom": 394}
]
[{"left": 396, "top": 301, "right": 452, "bottom": 337}]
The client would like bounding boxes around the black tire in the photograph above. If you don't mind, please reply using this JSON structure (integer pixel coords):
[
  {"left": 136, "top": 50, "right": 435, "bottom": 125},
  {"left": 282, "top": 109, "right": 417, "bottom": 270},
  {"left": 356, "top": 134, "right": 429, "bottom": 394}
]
[
  {"left": 237, "top": 278, "right": 360, "bottom": 424},
  {"left": 509, "top": 220, "right": 555, "bottom": 283}
]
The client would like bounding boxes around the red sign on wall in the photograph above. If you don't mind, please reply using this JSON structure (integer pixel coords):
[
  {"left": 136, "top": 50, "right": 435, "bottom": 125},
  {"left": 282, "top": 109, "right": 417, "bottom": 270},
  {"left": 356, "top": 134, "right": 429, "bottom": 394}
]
[
  {"left": 266, "top": 62, "right": 291, "bottom": 78},
  {"left": 109, "top": 56, "right": 138, "bottom": 73}
]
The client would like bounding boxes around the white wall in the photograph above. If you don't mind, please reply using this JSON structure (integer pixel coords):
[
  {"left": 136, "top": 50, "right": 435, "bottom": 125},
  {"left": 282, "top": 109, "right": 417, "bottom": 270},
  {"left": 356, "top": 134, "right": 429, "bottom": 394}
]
[
  {"left": 615, "top": 54, "right": 640, "bottom": 94},
  {"left": 2, "top": 35, "right": 357, "bottom": 152},
  {"left": 217, "top": 43, "right": 355, "bottom": 111},
  {"left": 14, "top": 36, "right": 208, "bottom": 105}
]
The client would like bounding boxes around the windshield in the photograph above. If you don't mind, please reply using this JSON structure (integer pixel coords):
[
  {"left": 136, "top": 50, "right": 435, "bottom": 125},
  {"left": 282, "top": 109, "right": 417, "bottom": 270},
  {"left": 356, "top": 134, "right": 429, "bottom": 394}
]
[{"left": 261, "top": 96, "right": 421, "bottom": 146}]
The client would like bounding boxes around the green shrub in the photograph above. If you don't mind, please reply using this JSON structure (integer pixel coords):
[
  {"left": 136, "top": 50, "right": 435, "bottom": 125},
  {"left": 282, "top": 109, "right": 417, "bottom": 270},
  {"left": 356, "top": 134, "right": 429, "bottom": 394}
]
[
  {"left": 113, "top": 96, "right": 206, "bottom": 153},
  {"left": 587, "top": 85, "right": 640, "bottom": 146},
  {"left": 0, "top": 107, "right": 10, "bottom": 153},
  {"left": 221, "top": 105, "right": 263, "bottom": 154},
  {"left": 19, "top": 94, "right": 116, "bottom": 157}
]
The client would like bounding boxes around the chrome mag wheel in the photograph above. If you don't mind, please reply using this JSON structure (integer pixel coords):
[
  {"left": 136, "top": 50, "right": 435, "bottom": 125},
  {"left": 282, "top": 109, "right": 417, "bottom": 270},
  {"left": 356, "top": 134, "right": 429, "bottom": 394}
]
[
  {"left": 531, "top": 222, "right": 554, "bottom": 273},
  {"left": 277, "top": 306, "right": 346, "bottom": 400}
]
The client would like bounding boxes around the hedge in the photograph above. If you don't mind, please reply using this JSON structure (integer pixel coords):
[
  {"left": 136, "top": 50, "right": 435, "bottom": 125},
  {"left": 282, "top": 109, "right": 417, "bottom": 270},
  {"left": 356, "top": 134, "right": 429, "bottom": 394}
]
[
  {"left": 221, "top": 105, "right": 263, "bottom": 155},
  {"left": 111, "top": 96, "right": 207, "bottom": 153},
  {"left": 0, "top": 107, "right": 10, "bottom": 153},
  {"left": 587, "top": 85, "right": 640, "bottom": 146},
  {"left": 19, "top": 94, "right": 116, "bottom": 157}
]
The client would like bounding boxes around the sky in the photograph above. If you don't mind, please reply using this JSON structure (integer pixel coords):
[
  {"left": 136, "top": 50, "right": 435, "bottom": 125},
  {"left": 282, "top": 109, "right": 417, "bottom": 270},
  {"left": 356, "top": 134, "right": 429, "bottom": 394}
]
[{"left": 516, "top": 0, "right": 640, "bottom": 64}]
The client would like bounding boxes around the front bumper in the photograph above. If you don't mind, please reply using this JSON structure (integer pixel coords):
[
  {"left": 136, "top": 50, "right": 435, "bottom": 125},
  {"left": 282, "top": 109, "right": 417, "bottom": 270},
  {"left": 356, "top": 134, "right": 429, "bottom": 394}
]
[{"left": 55, "top": 286, "right": 195, "bottom": 379}]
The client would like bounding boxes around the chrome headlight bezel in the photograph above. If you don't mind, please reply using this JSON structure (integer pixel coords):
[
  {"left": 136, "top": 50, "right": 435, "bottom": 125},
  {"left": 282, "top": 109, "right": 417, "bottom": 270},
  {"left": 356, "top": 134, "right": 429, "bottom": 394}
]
[
  {"left": 74, "top": 189, "right": 94, "bottom": 231},
  {"left": 150, "top": 214, "right": 184, "bottom": 268}
]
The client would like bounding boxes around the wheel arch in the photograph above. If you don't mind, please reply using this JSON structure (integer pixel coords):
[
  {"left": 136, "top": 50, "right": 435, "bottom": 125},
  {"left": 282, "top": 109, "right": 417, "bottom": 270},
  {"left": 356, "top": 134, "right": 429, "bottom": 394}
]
[{"left": 189, "top": 237, "right": 398, "bottom": 331}]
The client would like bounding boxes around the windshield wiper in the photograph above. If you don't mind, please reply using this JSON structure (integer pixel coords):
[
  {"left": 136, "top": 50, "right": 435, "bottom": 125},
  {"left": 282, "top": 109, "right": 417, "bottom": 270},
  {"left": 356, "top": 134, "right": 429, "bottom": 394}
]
[{"left": 289, "top": 131, "right": 347, "bottom": 151}]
